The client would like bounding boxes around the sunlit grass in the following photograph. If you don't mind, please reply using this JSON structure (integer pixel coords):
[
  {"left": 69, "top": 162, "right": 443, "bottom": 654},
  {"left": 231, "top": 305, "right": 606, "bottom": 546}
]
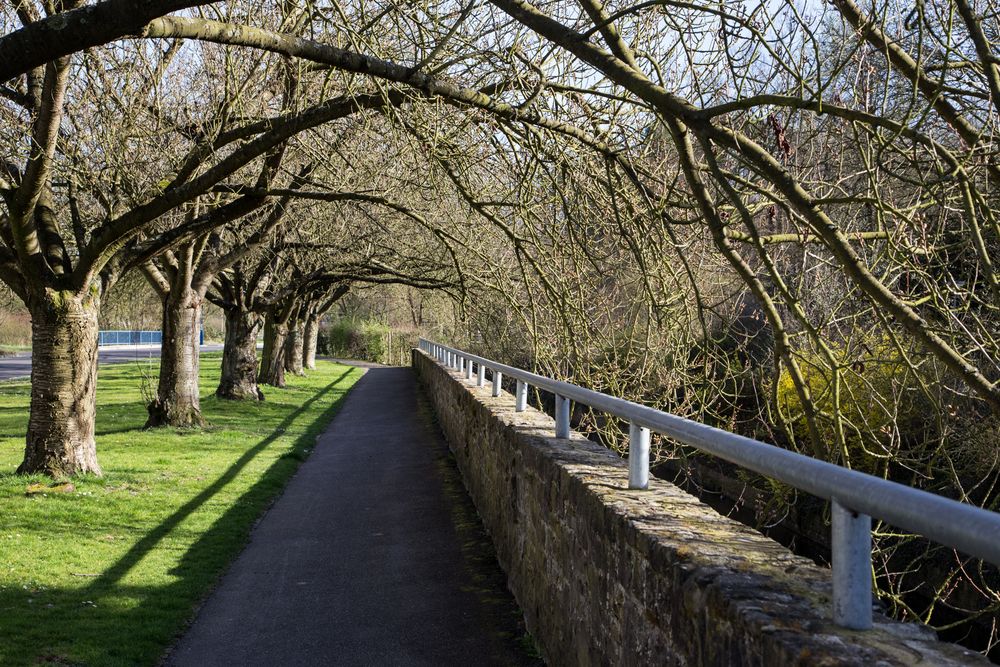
[{"left": 0, "top": 354, "right": 363, "bottom": 666}]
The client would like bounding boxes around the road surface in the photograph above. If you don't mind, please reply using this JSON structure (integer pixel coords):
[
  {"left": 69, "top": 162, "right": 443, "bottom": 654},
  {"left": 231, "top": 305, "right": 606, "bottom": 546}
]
[{"left": 0, "top": 344, "right": 224, "bottom": 381}]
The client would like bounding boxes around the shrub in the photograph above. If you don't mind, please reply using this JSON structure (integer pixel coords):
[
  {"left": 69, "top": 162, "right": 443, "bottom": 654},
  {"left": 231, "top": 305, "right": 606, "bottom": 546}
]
[
  {"left": 775, "top": 333, "right": 932, "bottom": 469},
  {"left": 322, "top": 318, "right": 397, "bottom": 363}
]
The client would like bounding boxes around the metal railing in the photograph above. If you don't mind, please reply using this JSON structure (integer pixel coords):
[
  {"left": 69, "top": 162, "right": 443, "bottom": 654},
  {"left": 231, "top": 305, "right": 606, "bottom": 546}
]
[{"left": 418, "top": 338, "right": 1000, "bottom": 631}]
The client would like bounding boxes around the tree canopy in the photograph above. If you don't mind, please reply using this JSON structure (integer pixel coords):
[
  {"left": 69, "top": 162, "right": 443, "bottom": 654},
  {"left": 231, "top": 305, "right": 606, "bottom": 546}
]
[{"left": 3, "top": 0, "right": 1000, "bottom": 655}]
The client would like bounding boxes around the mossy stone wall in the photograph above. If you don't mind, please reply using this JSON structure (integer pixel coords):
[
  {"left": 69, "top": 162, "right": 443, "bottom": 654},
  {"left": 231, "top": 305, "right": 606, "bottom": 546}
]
[{"left": 413, "top": 349, "right": 985, "bottom": 666}]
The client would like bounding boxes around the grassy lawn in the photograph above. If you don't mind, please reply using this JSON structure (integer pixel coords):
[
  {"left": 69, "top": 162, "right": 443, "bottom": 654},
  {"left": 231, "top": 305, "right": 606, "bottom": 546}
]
[{"left": 0, "top": 355, "right": 363, "bottom": 666}]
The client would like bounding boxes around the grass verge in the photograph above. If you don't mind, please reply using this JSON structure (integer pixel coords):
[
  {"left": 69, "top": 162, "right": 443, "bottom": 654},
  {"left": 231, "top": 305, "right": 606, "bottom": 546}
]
[{"left": 0, "top": 355, "right": 362, "bottom": 666}]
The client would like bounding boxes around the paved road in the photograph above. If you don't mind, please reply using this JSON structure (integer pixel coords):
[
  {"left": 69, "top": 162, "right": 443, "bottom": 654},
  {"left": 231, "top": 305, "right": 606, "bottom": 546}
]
[
  {"left": 0, "top": 344, "right": 224, "bottom": 381},
  {"left": 166, "top": 366, "right": 538, "bottom": 667}
]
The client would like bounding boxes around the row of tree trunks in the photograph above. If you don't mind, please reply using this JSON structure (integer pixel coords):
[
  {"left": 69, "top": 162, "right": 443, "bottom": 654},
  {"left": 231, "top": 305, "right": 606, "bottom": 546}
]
[
  {"left": 145, "top": 288, "right": 205, "bottom": 428},
  {"left": 140, "top": 237, "right": 214, "bottom": 429},
  {"left": 284, "top": 322, "right": 305, "bottom": 376},
  {"left": 280, "top": 286, "right": 348, "bottom": 375},
  {"left": 258, "top": 311, "right": 289, "bottom": 388},
  {"left": 216, "top": 308, "right": 264, "bottom": 400},
  {"left": 303, "top": 314, "right": 320, "bottom": 370},
  {"left": 5, "top": 43, "right": 364, "bottom": 475}
]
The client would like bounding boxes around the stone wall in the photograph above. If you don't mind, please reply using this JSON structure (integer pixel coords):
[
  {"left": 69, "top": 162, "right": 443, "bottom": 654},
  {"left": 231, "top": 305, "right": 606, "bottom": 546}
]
[{"left": 413, "top": 349, "right": 986, "bottom": 666}]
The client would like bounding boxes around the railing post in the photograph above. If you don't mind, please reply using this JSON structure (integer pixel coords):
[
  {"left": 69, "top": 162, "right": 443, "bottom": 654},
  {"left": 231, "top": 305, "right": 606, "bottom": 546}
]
[
  {"left": 492, "top": 371, "right": 503, "bottom": 397},
  {"left": 831, "top": 500, "right": 873, "bottom": 630},
  {"left": 555, "top": 395, "right": 570, "bottom": 438},
  {"left": 628, "top": 422, "right": 650, "bottom": 490},
  {"left": 477, "top": 363, "right": 486, "bottom": 387},
  {"left": 515, "top": 381, "right": 528, "bottom": 411},
  {"left": 464, "top": 358, "right": 473, "bottom": 380}
]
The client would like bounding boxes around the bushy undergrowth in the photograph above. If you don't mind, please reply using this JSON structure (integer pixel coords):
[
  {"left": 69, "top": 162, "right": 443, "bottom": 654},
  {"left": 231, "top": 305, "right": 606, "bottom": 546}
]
[
  {"left": 321, "top": 318, "right": 417, "bottom": 365},
  {"left": 775, "top": 334, "right": 933, "bottom": 471}
]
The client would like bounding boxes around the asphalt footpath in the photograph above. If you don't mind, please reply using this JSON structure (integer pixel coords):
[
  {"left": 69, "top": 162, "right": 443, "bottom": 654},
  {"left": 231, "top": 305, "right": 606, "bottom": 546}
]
[{"left": 165, "top": 366, "right": 539, "bottom": 667}]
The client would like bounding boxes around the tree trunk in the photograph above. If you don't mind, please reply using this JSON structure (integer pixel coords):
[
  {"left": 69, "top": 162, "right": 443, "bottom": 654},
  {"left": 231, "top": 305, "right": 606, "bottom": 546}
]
[
  {"left": 19, "top": 289, "right": 102, "bottom": 477},
  {"left": 258, "top": 314, "right": 287, "bottom": 388},
  {"left": 146, "top": 289, "right": 204, "bottom": 428},
  {"left": 284, "top": 323, "right": 305, "bottom": 376},
  {"left": 303, "top": 315, "right": 319, "bottom": 370},
  {"left": 217, "top": 308, "right": 264, "bottom": 400}
]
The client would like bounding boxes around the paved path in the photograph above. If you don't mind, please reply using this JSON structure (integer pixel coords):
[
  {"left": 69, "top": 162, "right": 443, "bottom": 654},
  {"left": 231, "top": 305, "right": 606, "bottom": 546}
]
[
  {"left": 166, "top": 366, "right": 538, "bottom": 667},
  {"left": 0, "top": 344, "right": 224, "bottom": 381}
]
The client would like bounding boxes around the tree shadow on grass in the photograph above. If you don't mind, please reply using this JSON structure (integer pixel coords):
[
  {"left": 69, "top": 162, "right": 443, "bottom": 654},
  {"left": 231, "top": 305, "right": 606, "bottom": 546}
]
[
  {"left": 82, "top": 367, "right": 355, "bottom": 593},
  {"left": 0, "top": 368, "right": 360, "bottom": 665}
]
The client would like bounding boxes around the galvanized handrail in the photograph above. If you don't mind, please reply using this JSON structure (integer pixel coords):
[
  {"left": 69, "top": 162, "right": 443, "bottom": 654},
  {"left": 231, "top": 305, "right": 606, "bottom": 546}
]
[{"left": 418, "top": 338, "right": 1000, "bottom": 631}]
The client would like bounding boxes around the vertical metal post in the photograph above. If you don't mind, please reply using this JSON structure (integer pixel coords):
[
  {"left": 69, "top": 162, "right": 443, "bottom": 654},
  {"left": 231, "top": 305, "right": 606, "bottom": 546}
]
[
  {"left": 555, "top": 395, "right": 570, "bottom": 438},
  {"left": 831, "top": 500, "right": 873, "bottom": 630},
  {"left": 464, "top": 358, "right": 473, "bottom": 380},
  {"left": 477, "top": 363, "right": 486, "bottom": 387},
  {"left": 628, "top": 422, "right": 650, "bottom": 490},
  {"left": 515, "top": 381, "right": 528, "bottom": 411},
  {"left": 492, "top": 371, "right": 503, "bottom": 397},
  {"left": 447, "top": 351, "right": 453, "bottom": 368}
]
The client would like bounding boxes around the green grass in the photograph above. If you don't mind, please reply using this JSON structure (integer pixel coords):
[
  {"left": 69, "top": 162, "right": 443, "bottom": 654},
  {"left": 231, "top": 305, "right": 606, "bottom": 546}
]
[{"left": 0, "top": 354, "right": 363, "bottom": 666}]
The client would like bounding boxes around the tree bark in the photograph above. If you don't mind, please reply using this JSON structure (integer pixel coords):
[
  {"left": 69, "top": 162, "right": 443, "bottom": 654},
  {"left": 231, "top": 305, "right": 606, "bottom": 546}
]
[
  {"left": 146, "top": 288, "right": 204, "bottom": 427},
  {"left": 18, "top": 289, "right": 102, "bottom": 477},
  {"left": 303, "top": 315, "right": 320, "bottom": 370},
  {"left": 216, "top": 308, "right": 264, "bottom": 400},
  {"left": 258, "top": 313, "right": 287, "bottom": 388},
  {"left": 284, "top": 322, "right": 305, "bottom": 376}
]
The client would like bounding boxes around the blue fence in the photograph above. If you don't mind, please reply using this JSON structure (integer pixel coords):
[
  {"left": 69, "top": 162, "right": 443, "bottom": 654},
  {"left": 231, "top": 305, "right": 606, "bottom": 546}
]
[
  {"left": 98, "top": 330, "right": 205, "bottom": 346},
  {"left": 98, "top": 330, "right": 161, "bottom": 346}
]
